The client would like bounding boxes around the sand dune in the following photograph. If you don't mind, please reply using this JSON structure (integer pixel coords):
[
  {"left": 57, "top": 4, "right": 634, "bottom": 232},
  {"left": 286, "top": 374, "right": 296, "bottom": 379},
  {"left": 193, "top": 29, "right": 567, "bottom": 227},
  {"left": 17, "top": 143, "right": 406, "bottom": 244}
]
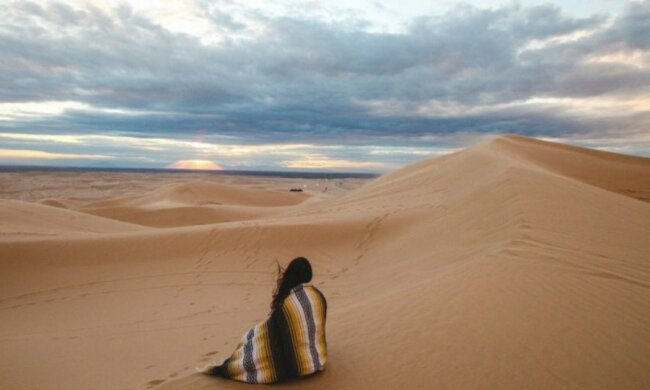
[
  {"left": 76, "top": 181, "right": 309, "bottom": 227},
  {"left": 0, "top": 200, "right": 147, "bottom": 240},
  {"left": 83, "top": 181, "right": 309, "bottom": 209},
  {"left": 488, "top": 135, "right": 650, "bottom": 202},
  {"left": 1, "top": 135, "right": 649, "bottom": 390},
  {"left": 80, "top": 205, "right": 284, "bottom": 228}
]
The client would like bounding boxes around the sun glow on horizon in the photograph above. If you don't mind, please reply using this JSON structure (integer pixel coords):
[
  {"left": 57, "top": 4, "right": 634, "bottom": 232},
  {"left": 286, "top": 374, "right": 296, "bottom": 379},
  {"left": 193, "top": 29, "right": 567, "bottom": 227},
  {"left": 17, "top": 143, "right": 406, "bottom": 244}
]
[{"left": 167, "top": 160, "right": 223, "bottom": 170}]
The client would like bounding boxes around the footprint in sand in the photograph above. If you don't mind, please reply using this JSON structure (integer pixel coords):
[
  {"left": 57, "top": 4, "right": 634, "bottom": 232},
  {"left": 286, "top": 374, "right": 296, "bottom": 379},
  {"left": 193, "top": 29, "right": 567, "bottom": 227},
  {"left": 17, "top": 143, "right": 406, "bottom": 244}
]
[{"left": 147, "top": 379, "right": 165, "bottom": 387}]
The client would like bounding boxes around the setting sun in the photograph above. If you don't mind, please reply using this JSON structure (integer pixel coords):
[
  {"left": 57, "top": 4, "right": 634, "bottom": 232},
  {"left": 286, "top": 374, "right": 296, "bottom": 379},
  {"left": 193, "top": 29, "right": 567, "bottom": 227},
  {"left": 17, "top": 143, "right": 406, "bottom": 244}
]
[{"left": 167, "top": 160, "right": 223, "bottom": 170}]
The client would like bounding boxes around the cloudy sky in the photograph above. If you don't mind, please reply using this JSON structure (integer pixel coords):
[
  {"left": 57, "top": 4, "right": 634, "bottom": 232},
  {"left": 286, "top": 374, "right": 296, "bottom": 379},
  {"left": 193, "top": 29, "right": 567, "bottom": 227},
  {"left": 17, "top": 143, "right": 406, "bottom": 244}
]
[{"left": 1, "top": 0, "right": 649, "bottom": 172}]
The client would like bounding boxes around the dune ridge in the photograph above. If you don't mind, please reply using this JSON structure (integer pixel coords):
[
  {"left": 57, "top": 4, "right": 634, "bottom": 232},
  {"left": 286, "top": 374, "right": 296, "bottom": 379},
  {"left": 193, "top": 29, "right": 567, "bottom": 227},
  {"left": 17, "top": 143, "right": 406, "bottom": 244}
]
[
  {"left": 12, "top": 181, "right": 312, "bottom": 229},
  {"left": 77, "top": 181, "right": 309, "bottom": 228},
  {"left": 0, "top": 199, "right": 147, "bottom": 240},
  {"left": 83, "top": 181, "right": 309, "bottom": 209},
  {"left": 1, "top": 135, "right": 649, "bottom": 390}
]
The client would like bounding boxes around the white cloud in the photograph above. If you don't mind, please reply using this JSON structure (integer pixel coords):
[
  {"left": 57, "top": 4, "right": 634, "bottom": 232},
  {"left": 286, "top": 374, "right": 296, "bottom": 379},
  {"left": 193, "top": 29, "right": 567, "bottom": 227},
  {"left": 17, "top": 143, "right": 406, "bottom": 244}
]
[
  {"left": 0, "top": 149, "right": 114, "bottom": 159},
  {"left": 0, "top": 101, "right": 88, "bottom": 120},
  {"left": 281, "top": 153, "right": 390, "bottom": 170}
]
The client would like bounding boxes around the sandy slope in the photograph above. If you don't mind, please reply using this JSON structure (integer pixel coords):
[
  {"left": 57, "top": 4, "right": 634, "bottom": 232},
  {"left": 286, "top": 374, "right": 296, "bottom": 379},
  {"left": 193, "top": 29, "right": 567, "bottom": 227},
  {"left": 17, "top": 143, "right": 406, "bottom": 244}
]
[
  {"left": 0, "top": 199, "right": 147, "bottom": 240},
  {"left": 82, "top": 181, "right": 310, "bottom": 209},
  {"left": 1, "top": 135, "right": 649, "bottom": 390},
  {"left": 78, "top": 181, "right": 309, "bottom": 227}
]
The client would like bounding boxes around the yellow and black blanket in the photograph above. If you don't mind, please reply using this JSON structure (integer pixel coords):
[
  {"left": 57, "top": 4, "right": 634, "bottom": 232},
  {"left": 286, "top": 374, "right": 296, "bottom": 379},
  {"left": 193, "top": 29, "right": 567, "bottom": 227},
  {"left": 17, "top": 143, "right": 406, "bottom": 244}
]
[{"left": 206, "top": 284, "right": 327, "bottom": 383}]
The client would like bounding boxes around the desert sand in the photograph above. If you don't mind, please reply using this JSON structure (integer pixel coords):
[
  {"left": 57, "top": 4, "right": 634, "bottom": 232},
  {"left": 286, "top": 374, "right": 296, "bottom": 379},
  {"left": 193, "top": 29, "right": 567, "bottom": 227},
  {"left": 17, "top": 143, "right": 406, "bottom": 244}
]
[{"left": 1, "top": 134, "right": 649, "bottom": 389}]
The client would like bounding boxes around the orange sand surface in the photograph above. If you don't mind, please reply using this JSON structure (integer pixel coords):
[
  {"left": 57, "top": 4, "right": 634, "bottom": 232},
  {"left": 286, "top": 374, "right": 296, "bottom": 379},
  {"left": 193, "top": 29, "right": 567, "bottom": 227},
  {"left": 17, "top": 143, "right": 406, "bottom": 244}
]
[{"left": 1, "top": 135, "right": 649, "bottom": 389}]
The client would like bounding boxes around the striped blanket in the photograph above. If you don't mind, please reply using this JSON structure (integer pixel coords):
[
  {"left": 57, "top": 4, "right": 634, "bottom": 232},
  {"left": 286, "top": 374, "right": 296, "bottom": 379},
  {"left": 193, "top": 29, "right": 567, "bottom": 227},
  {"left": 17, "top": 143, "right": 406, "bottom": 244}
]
[{"left": 206, "top": 284, "right": 327, "bottom": 383}]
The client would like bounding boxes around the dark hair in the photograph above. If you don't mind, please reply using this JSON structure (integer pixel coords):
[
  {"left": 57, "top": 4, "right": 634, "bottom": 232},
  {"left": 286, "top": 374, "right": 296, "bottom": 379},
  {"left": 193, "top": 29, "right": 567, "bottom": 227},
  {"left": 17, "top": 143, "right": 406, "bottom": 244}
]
[{"left": 271, "top": 257, "right": 312, "bottom": 312}]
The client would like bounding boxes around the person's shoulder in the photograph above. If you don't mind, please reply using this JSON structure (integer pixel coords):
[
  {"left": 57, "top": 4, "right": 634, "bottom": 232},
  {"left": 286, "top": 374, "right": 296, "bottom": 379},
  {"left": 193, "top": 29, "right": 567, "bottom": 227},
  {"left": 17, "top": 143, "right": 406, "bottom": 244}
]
[
  {"left": 302, "top": 284, "right": 326, "bottom": 300},
  {"left": 304, "top": 285, "right": 327, "bottom": 312},
  {"left": 301, "top": 284, "right": 319, "bottom": 292},
  {"left": 287, "top": 284, "right": 325, "bottom": 297}
]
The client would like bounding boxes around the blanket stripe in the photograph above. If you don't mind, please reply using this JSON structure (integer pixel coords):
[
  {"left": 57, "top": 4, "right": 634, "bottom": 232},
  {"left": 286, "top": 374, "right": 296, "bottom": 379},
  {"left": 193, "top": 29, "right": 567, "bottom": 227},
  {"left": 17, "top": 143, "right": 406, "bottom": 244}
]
[
  {"left": 283, "top": 286, "right": 326, "bottom": 375},
  {"left": 209, "top": 284, "right": 327, "bottom": 383}
]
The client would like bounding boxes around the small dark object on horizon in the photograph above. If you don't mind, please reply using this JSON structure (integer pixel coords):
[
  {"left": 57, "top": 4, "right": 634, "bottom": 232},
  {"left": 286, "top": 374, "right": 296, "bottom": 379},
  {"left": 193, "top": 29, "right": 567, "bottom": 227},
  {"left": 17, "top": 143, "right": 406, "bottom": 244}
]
[{"left": 289, "top": 188, "right": 303, "bottom": 192}]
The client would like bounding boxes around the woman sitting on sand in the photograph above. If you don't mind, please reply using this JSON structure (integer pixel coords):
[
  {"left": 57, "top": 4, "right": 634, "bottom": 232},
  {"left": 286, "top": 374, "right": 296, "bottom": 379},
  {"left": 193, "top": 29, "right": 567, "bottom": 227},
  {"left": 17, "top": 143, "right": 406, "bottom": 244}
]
[{"left": 201, "top": 257, "right": 327, "bottom": 384}]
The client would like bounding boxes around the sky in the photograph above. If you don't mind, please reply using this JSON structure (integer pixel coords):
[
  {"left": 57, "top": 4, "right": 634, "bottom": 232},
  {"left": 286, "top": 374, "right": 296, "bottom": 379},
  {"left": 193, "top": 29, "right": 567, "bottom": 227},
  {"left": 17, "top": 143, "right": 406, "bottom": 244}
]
[{"left": 1, "top": 0, "right": 649, "bottom": 172}]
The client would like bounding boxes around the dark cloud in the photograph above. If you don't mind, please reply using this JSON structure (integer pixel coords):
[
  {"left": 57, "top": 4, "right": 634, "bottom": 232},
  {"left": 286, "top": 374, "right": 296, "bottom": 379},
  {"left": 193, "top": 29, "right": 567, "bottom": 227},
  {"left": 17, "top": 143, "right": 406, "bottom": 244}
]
[
  {"left": 597, "top": 0, "right": 650, "bottom": 50},
  {"left": 0, "top": 0, "right": 649, "bottom": 155},
  {"left": 208, "top": 9, "right": 247, "bottom": 31}
]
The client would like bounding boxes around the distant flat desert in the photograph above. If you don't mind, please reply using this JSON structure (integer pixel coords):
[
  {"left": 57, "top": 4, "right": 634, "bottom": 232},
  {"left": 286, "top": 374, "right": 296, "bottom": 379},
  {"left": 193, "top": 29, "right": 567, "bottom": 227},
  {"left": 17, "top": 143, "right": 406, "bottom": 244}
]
[{"left": 1, "top": 134, "right": 649, "bottom": 389}]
